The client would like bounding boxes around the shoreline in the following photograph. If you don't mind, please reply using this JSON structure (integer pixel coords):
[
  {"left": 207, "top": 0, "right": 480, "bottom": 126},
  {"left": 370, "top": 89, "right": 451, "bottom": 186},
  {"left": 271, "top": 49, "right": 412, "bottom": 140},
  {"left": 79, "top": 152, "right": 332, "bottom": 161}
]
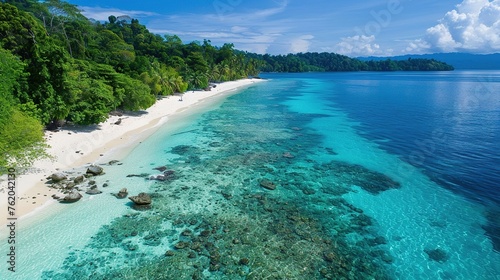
[{"left": 0, "top": 78, "right": 264, "bottom": 226}]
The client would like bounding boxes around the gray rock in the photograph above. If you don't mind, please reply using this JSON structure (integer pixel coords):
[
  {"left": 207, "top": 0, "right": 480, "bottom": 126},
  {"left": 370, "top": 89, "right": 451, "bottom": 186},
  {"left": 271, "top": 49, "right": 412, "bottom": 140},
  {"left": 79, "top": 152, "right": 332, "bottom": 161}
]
[
  {"left": 51, "top": 173, "right": 67, "bottom": 183},
  {"left": 86, "top": 165, "right": 104, "bottom": 176},
  {"left": 114, "top": 188, "right": 128, "bottom": 199},
  {"left": 86, "top": 185, "right": 102, "bottom": 195},
  {"left": 60, "top": 190, "right": 82, "bottom": 203},
  {"left": 73, "top": 175, "right": 84, "bottom": 184}
]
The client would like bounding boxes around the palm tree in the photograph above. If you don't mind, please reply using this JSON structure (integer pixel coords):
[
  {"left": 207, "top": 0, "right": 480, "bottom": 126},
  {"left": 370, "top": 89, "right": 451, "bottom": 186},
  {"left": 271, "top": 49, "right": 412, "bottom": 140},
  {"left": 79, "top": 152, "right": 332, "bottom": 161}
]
[
  {"left": 220, "top": 63, "right": 230, "bottom": 81},
  {"left": 209, "top": 64, "right": 221, "bottom": 82}
]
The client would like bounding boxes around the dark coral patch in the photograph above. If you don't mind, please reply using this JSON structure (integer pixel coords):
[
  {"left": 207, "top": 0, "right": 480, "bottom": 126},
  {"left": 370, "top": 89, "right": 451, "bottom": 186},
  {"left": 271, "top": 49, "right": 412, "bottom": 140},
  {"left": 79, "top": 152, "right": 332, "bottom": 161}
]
[{"left": 424, "top": 248, "right": 449, "bottom": 263}]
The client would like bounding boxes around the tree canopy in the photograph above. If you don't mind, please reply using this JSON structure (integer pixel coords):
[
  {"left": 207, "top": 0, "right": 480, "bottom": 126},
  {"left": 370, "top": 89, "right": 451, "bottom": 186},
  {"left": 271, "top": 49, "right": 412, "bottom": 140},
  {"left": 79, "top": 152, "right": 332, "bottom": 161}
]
[
  {"left": 0, "top": 1, "right": 261, "bottom": 169},
  {"left": 252, "top": 52, "right": 454, "bottom": 72}
]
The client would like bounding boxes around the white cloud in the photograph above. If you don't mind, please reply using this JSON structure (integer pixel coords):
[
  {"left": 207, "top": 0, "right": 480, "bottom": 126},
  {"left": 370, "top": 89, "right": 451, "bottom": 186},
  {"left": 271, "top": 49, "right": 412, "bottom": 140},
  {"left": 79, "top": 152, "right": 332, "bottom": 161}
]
[
  {"left": 146, "top": 1, "right": 291, "bottom": 54},
  {"left": 77, "top": 6, "right": 157, "bottom": 21},
  {"left": 407, "top": 0, "right": 500, "bottom": 54},
  {"left": 334, "top": 35, "right": 384, "bottom": 56},
  {"left": 253, "top": 0, "right": 289, "bottom": 17},
  {"left": 289, "top": 35, "right": 314, "bottom": 53},
  {"left": 231, "top": 26, "right": 248, "bottom": 33}
]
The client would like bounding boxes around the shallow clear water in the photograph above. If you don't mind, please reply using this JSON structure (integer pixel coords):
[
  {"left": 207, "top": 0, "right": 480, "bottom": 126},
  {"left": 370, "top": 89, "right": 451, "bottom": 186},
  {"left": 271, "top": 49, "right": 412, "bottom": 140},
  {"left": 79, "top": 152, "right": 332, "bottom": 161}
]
[{"left": 1, "top": 72, "right": 499, "bottom": 279}]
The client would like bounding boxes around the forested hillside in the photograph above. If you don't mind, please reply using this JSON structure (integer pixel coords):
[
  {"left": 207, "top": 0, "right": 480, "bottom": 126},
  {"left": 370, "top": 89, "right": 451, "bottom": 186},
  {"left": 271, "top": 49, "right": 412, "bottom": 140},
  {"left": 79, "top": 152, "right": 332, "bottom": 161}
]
[
  {"left": 0, "top": 0, "right": 261, "bottom": 168},
  {"left": 359, "top": 53, "right": 500, "bottom": 70},
  {"left": 249, "top": 52, "right": 455, "bottom": 72}
]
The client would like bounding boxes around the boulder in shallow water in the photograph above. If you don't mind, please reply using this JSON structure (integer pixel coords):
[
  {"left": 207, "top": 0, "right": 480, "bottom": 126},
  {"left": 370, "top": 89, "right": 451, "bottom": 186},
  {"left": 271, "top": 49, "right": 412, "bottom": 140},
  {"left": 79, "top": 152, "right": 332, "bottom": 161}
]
[
  {"left": 85, "top": 185, "right": 102, "bottom": 195},
  {"left": 86, "top": 165, "right": 103, "bottom": 176},
  {"left": 129, "top": 192, "right": 152, "bottom": 205},
  {"left": 114, "top": 188, "right": 128, "bottom": 199},
  {"left": 60, "top": 190, "right": 82, "bottom": 203}
]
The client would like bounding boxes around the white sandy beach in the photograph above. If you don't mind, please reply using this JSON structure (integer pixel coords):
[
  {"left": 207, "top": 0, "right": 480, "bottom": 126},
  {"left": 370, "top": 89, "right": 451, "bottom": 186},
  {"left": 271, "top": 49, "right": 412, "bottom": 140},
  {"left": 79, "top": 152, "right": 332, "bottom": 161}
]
[{"left": 0, "top": 78, "right": 264, "bottom": 225}]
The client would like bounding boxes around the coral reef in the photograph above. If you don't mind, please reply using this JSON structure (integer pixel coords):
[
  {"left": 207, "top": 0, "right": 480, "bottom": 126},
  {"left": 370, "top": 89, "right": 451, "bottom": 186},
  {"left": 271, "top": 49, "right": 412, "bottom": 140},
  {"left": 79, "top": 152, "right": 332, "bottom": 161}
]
[{"left": 42, "top": 85, "right": 400, "bottom": 279}]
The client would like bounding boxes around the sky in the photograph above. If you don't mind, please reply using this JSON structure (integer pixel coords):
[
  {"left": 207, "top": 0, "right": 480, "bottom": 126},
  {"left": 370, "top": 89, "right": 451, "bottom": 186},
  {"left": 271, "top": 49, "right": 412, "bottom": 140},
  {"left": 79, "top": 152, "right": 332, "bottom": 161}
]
[{"left": 65, "top": 0, "right": 500, "bottom": 57}]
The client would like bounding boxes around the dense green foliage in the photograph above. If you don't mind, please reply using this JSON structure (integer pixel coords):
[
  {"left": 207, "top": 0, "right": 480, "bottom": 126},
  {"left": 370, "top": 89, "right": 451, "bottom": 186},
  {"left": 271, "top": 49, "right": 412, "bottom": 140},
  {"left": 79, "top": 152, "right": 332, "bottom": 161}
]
[
  {"left": 253, "top": 52, "right": 455, "bottom": 72},
  {"left": 0, "top": 1, "right": 261, "bottom": 125},
  {"left": 0, "top": 48, "right": 47, "bottom": 169},
  {"left": 0, "top": 0, "right": 260, "bottom": 168}
]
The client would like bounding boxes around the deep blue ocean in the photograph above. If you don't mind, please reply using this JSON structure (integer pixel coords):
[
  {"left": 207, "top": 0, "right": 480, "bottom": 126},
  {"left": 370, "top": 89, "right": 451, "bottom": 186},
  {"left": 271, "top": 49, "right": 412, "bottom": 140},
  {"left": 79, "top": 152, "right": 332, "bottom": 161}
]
[
  {"left": 310, "top": 71, "right": 500, "bottom": 207},
  {"left": 2, "top": 71, "right": 499, "bottom": 279}
]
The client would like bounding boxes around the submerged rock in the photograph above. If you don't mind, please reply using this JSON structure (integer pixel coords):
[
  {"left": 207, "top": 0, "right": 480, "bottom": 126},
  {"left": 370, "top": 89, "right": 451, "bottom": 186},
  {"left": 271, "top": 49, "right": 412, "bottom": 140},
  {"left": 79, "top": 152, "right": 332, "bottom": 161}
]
[
  {"left": 86, "top": 165, "right": 104, "bottom": 176},
  {"left": 260, "top": 179, "right": 276, "bottom": 190},
  {"left": 163, "top": 170, "right": 175, "bottom": 177},
  {"left": 174, "top": 241, "right": 189, "bottom": 249},
  {"left": 60, "top": 190, "right": 82, "bottom": 203},
  {"left": 320, "top": 161, "right": 401, "bottom": 194},
  {"left": 424, "top": 248, "right": 449, "bottom": 263},
  {"left": 283, "top": 152, "right": 295, "bottom": 158},
  {"left": 149, "top": 170, "right": 176, "bottom": 181},
  {"left": 126, "top": 173, "right": 149, "bottom": 178},
  {"left": 153, "top": 166, "right": 167, "bottom": 172},
  {"left": 171, "top": 145, "right": 199, "bottom": 155},
  {"left": 129, "top": 192, "right": 152, "bottom": 205},
  {"left": 165, "top": 250, "right": 175, "bottom": 256},
  {"left": 209, "top": 141, "right": 222, "bottom": 147}
]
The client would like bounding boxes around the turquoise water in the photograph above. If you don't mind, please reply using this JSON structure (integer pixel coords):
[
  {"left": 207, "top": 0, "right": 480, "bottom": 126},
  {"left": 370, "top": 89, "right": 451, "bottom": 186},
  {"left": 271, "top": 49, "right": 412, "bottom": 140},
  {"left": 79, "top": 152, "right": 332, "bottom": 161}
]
[{"left": 1, "top": 72, "right": 499, "bottom": 279}]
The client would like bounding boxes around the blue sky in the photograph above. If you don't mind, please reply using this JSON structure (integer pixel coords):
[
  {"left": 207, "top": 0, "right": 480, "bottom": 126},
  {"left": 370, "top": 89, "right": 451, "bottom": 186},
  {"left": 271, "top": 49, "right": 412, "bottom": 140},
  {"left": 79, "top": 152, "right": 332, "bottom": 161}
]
[{"left": 65, "top": 0, "right": 500, "bottom": 56}]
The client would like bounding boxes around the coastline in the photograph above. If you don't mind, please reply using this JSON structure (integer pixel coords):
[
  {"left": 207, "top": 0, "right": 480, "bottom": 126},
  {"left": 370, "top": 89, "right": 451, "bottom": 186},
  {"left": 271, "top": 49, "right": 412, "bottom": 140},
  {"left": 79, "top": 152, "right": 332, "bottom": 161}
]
[{"left": 0, "top": 78, "right": 264, "bottom": 226}]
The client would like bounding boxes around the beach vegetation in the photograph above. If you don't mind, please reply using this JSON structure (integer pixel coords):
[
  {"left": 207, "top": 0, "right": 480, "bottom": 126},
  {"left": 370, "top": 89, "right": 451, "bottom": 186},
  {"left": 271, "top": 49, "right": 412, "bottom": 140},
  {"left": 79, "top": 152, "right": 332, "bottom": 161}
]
[{"left": 0, "top": 47, "right": 47, "bottom": 170}]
